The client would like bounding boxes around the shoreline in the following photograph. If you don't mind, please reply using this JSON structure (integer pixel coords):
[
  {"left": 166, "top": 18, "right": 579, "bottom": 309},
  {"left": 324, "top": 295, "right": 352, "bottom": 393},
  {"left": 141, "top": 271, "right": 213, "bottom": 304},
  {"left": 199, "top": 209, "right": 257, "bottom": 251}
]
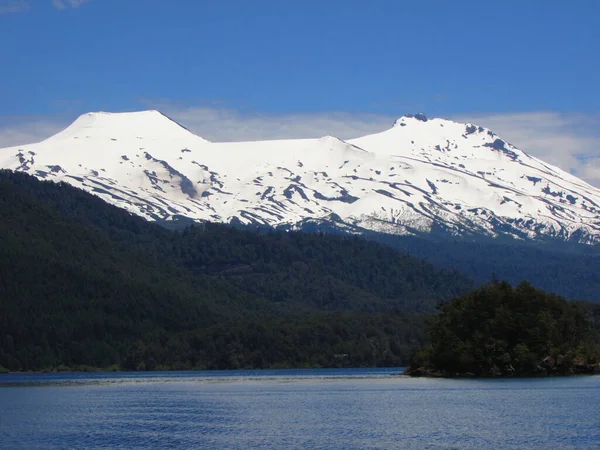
[
  {"left": 0, "top": 366, "right": 406, "bottom": 376},
  {"left": 2, "top": 366, "right": 599, "bottom": 381},
  {"left": 403, "top": 365, "right": 600, "bottom": 378}
]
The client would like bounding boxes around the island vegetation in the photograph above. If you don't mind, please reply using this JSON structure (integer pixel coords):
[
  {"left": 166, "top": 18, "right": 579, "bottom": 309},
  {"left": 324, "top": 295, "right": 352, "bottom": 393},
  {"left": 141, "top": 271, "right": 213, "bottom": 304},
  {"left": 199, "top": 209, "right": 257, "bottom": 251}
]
[{"left": 406, "top": 280, "right": 600, "bottom": 377}]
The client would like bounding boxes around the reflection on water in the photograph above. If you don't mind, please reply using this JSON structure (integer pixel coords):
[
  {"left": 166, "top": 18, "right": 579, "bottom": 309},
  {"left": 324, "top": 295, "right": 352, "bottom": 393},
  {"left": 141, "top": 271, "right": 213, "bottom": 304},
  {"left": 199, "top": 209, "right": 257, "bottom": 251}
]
[{"left": 1, "top": 369, "right": 599, "bottom": 449}]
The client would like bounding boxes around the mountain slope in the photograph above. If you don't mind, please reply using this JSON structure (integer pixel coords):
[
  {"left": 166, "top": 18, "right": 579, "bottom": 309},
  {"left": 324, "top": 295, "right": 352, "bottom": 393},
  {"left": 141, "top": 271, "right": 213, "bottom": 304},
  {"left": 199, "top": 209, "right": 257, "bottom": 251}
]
[
  {"left": 1, "top": 111, "right": 599, "bottom": 243},
  {"left": 0, "top": 170, "right": 473, "bottom": 371},
  {"left": 365, "top": 231, "right": 600, "bottom": 303}
]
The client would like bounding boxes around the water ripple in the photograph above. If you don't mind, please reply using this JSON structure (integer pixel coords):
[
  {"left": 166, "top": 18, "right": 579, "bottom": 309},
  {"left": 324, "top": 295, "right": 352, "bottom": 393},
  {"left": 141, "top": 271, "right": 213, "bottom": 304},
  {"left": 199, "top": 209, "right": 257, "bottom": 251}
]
[{"left": 1, "top": 369, "right": 599, "bottom": 449}]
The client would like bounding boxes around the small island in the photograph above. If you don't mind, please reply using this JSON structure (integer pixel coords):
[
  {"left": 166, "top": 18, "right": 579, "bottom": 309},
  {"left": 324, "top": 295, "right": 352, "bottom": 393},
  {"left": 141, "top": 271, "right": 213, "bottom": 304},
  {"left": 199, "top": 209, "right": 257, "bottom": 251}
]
[{"left": 405, "top": 280, "right": 600, "bottom": 378}]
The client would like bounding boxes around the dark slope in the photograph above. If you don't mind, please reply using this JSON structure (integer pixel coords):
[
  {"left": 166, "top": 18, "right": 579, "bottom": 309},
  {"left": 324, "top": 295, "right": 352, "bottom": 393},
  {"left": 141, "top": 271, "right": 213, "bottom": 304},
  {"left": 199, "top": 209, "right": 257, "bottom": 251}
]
[
  {"left": 365, "top": 232, "right": 600, "bottom": 303},
  {"left": 294, "top": 218, "right": 600, "bottom": 303},
  {"left": 0, "top": 171, "right": 473, "bottom": 371}
]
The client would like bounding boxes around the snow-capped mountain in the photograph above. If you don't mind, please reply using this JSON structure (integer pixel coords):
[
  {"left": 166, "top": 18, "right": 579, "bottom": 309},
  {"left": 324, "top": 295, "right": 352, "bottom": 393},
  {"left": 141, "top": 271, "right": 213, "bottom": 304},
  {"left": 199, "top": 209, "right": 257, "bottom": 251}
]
[{"left": 2, "top": 110, "right": 600, "bottom": 243}]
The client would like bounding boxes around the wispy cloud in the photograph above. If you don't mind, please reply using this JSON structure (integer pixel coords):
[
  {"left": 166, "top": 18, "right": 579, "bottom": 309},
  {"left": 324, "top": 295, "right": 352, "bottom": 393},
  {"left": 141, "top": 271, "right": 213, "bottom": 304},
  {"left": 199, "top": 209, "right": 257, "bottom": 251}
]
[
  {"left": 52, "top": 0, "right": 90, "bottom": 10},
  {"left": 157, "top": 105, "right": 395, "bottom": 142},
  {"left": 1, "top": 107, "right": 599, "bottom": 187},
  {"left": 0, "top": 116, "right": 70, "bottom": 148},
  {"left": 0, "top": 0, "right": 91, "bottom": 13},
  {"left": 0, "top": 0, "right": 30, "bottom": 14}
]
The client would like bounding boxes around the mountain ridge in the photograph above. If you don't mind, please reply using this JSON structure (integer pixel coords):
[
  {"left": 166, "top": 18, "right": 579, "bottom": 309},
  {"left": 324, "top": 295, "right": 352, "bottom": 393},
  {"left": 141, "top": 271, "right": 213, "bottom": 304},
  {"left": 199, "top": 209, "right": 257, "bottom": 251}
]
[{"left": 1, "top": 110, "right": 599, "bottom": 244}]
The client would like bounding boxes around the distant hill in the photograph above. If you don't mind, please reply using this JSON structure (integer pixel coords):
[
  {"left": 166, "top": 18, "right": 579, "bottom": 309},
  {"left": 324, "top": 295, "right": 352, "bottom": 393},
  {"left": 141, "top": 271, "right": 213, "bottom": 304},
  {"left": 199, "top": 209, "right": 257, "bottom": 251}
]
[{"left": 0, "top": 170, "right": 473, "bottom": 372}]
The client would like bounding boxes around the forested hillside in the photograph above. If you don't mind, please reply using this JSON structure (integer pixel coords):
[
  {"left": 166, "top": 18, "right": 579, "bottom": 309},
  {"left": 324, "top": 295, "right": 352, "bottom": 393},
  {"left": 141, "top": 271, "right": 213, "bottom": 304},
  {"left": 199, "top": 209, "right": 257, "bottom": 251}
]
[
  {"left": 0, "top": 171, "right": 472, "bottom": 371},
  {"left": 361, "top": 230, "right": 600, "bottom": 303}
]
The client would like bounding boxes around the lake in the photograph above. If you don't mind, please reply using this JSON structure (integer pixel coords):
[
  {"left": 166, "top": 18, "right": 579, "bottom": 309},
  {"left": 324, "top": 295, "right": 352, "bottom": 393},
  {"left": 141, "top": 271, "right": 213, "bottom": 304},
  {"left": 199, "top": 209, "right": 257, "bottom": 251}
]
[{"left": 1, "top": 368, "right": 599, "bottom": 449}]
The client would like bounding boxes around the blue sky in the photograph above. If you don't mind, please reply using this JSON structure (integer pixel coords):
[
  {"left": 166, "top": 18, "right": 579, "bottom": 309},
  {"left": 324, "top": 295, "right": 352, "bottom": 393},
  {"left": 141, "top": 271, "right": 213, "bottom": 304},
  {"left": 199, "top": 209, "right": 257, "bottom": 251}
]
[
  {"left": 2, "top": 0, "right": 599, "bottom": 116},
  {"left": 1, "top": 0, "right": 600, "bottom": 184}
]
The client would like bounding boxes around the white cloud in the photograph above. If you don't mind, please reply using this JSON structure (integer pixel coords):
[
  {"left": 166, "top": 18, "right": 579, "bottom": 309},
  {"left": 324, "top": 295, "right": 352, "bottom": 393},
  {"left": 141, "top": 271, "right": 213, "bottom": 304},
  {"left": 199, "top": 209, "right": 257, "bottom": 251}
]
[
  {"left": 1, "top": 107, "right": 599, "bottom": 187},
  {"left": 0, "top": 116, "right": 69, "bottom": 148},
  {"left": 0, "top": 0, "right": 30, "bottom": 14},
  {"left": 158, "top": 105, "right": 395, "bottom": 142},
  {"left": 52, "top": 0, "right": 90, "bottom": 10},
  {"left": 0, "top": 0, "right": 91, "bottom": 13}
]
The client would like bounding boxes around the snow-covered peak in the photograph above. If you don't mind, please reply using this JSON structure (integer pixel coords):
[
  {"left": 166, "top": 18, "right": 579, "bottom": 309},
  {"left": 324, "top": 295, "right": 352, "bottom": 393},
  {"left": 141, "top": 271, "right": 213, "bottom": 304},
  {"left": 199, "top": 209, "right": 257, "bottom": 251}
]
[
  {"left": 45, "top": 110, "right": 209, "bottom": 143},
  {"left": 393, "top": 113, "right": 429, "bottom": 126},
  {"left": 2, "top": 111, "right": 600, "bottom": 244},
  {"left": 352, "top": 115, "right": 526, "bottom": 163}
]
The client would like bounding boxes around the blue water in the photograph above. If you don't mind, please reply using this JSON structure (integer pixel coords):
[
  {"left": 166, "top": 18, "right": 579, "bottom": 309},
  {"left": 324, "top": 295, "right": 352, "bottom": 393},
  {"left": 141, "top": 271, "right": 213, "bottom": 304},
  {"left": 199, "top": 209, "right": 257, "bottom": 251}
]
[{"left": 1, "top": 368, "right": 599, "bottom": 449}]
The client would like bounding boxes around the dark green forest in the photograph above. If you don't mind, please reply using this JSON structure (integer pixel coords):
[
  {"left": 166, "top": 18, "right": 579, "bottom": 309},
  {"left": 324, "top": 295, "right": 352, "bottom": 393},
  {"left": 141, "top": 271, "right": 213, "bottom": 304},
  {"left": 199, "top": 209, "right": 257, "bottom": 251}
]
[
  {"left": 364, "top": 230, "right": 600, "bottom": 303},
  {"left": 408, "top": 280, "right": 600, "bottom": 377},
  {"left": 0, "top": 171, "right": 471, "bottom": 372},
  {"left": 2, "top": 170, "right": 599, "bottom": 374}
]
